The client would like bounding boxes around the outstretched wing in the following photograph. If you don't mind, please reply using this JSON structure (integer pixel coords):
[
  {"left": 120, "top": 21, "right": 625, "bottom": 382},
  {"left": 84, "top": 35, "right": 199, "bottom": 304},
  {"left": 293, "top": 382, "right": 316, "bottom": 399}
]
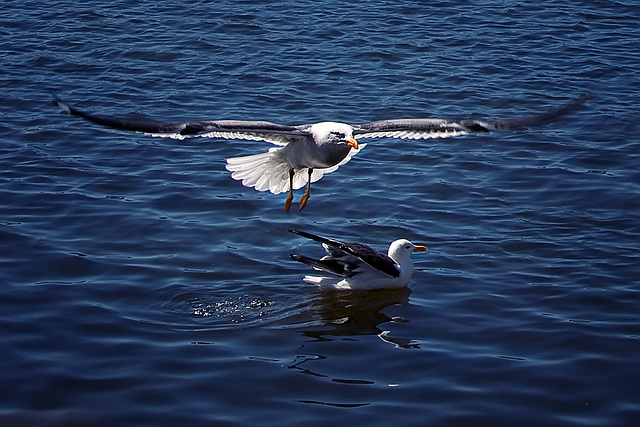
[
  {"left": 55, "top": 98, "right": 309, "bottom": 146},
  {"left": 353, "top": 118, "right": 487, "bottom": 140},
  {"left": 289, "top": 230, "right": 400, "bottom": 278},
  {"left": 353, "top": 92, "right": 592, "bottom": 140}
]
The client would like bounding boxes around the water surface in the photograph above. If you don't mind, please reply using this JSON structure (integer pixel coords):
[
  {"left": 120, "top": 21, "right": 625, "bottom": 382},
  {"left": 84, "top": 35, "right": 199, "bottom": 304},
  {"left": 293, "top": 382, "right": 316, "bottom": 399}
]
[{"left": 1, "top": 0, "right": 639, "bottom": 425}]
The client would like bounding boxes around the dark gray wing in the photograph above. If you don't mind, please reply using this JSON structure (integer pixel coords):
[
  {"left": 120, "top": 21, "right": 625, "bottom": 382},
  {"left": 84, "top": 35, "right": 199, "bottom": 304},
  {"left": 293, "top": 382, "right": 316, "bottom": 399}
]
[
  {"left": 353, "top": 92, "right": 593, "bottom": 140},
  {"left": 353, "top": 118, "right": 488, "bottom": 140},
  {"left": 290, "top": 254, "right": 351, "bottom": 278},
  {"left": 55, "top": 98, "right": 309, "bottom": 146},
  {"left": 289, "top": 229, "right": 400, "bottom": 278}
]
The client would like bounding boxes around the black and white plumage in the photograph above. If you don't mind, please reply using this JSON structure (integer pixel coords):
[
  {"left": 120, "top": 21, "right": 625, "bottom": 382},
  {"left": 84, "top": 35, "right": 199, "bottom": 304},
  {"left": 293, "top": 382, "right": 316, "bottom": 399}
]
[
  {"left": 289, "top": 229, "right": 427, "bottom": 290},
  {"left": 55, "top": 93, "right": 591, "bottom": 212}
]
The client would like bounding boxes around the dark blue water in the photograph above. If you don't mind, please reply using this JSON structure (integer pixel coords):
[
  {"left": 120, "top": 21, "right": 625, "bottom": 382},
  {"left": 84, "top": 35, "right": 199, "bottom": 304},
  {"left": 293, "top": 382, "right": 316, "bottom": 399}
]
[{"left": 1, "top": 0, "right": 639, "bottom": 425}]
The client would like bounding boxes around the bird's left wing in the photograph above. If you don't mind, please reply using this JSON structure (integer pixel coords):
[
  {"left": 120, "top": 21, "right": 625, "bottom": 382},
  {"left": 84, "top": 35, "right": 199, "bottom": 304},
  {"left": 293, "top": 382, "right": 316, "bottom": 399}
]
[
  {"left": 353, "top": 92, "right": 593, "bottom": 141},
  {"left": 353, "top": 118, "right": 486, "bottom": 140},
  {"left": 56, "top": 98, "right": 308, "bottom": 146}
]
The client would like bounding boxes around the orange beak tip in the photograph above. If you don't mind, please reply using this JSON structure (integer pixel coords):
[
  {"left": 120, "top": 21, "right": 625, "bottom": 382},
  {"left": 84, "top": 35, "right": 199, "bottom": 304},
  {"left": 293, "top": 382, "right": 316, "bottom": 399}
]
[{"left": 414, "top": 245, "right": 428, "bottom": 252}]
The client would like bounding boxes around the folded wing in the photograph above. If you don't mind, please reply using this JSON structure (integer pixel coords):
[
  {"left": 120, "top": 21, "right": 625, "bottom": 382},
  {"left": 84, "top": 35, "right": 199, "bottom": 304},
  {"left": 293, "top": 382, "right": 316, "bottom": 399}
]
[{"left": 289, "top": 230, "right": 400, "bottom": 278}]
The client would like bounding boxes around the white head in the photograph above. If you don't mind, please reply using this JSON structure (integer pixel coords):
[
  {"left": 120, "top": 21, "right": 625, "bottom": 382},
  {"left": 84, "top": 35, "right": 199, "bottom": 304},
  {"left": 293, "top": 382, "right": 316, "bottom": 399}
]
[
  {"left": 387, "top": 239, "right": 427, "bottom": 276},
  {"left": 310, "top": 122, "right": 358, "bottom": 149}
]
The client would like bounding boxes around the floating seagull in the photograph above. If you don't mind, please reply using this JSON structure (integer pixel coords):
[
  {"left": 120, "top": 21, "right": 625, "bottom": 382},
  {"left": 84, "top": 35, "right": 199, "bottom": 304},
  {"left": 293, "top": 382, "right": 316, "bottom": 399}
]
[
  {"left": 55, "top": 93, "right": 591, "bottom": 212},
  {"left": 289, "top": 229, "right": 427, "bottom": 290}
]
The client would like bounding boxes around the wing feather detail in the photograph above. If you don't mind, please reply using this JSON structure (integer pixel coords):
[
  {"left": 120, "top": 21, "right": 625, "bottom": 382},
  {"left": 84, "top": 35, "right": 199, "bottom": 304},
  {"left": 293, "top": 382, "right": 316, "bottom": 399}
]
[
  {"left": 353, "top": 118, "right": 489, "bottom": 140},
  {"left": 289, "top": 230, "right": 400, "bottom": 278},
  {"left": 353, "top": 92, "right": 593, "bottom": 140},
  {"left": 55, "top": 98, "right": 308, "bottom": 146}
]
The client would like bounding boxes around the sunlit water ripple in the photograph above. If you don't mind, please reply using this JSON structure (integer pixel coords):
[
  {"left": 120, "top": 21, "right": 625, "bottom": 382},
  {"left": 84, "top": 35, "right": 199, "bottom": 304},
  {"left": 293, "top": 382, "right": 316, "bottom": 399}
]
[{"left": 1, "top": 0, "right": 639, "bottom": 425}]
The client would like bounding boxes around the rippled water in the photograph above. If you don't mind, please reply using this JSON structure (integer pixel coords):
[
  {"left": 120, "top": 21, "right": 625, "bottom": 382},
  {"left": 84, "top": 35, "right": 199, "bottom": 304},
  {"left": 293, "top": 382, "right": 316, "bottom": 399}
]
[{"left": 1, "top": 0, "right": 639, "bottom": 425}]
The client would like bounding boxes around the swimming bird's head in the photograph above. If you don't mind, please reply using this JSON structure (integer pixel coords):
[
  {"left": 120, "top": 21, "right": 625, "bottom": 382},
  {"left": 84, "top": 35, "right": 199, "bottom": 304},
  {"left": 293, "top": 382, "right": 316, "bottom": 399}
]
[
  {"left": 388, "top": 239, "right": 427, "bottom": 262},
  {"left": 387, "top": 239, "right": 427, "bottom": 282}
]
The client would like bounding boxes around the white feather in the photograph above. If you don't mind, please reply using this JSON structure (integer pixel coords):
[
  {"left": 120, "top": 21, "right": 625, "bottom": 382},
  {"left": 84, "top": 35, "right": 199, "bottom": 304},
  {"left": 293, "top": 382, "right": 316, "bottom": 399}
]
[
  {"left": 226, "top": 148, "right": 291, "bottom": 194},
  {"left": 225, "top": 144, "right": 366, "bottom": 195}
]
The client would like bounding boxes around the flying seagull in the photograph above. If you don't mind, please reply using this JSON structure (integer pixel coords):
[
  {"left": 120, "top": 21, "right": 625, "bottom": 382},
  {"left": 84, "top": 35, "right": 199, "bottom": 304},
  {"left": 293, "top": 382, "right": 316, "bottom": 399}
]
[
  {"left": 289, "top": 229, "right": 427, "bottom": 290},
  {"left": 55, "top": 92, "right": 591, "bottom": 212}
]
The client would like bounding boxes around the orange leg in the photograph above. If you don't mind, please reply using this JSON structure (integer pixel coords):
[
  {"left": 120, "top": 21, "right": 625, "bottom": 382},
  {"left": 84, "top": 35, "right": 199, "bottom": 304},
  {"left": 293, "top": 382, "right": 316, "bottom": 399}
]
[
  {"left": 298, "top": 169, "right": 313, "bottom": 211},
  {"left": 284, "top": 168, "right": 294, "bottom": 213}
]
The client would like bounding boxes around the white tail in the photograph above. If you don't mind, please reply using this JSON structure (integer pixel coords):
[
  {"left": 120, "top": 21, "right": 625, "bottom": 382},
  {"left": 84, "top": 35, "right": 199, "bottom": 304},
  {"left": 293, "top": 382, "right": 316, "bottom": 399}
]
[
  {"left": 225, "top": 144, "right": 366, "bottom": 195},
  {"left": 225, "top": 148, "right": 291, "bottom": 194}
]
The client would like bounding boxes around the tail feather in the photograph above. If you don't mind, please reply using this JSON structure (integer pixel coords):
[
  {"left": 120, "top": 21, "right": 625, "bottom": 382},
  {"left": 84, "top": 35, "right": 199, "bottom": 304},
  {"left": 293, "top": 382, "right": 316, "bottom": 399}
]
[
  {"left": 225, "top": 148, "right": 291, "bottom": 194},
  {"left": 226, "top": 143, "right": 366, "bottom": 195},
  {"left": 226, "top": 151, "right": 319, "bottom": 194}
]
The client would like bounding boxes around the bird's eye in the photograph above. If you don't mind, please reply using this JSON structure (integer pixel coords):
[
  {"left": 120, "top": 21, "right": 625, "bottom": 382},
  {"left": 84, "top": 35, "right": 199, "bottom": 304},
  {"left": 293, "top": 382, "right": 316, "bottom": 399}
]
[
  {"left": 330, "top": 131, "right": 345, "bottom": 139},
  {"left": 405, "top": 245, "right": 411, "bottom": 249}
]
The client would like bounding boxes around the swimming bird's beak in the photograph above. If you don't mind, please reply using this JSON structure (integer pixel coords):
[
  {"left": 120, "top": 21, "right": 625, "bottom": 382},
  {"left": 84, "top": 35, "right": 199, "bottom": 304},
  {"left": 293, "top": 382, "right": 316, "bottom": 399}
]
[
  {"left": 346, "top": 137, "right": 359, "bottom": 149},
  {"left": 413, "top": 245, "right": 428, "bottom": 252}
]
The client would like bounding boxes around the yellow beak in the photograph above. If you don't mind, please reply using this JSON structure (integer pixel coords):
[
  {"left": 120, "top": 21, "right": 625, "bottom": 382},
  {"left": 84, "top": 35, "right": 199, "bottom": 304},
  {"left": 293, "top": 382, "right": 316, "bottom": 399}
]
[
  {"left": 346, "top": 137, "right": 359, "bottom": 149},
  {"left": 413, "top": 245, "right": 428, "bottom": 252}
]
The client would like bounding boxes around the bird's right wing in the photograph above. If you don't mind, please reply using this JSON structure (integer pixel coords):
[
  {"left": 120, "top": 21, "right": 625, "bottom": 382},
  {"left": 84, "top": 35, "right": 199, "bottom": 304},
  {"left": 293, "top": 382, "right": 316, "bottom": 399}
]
[{"left": 55, "top": 98, "right": 309, "bottom": 146}]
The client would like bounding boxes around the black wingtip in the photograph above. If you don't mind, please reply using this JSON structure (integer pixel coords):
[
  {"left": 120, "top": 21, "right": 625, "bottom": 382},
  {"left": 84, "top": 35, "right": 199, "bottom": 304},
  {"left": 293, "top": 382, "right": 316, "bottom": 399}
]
[
  {"left": 288, "top": 229, "right": 327, "bottom": 243},
  {"left": 578, "top": 90, "right": 596, "bottom": 103},
  {"left": 465, "top": 122, "right": 491, "bottom": 132},
  {"left": 289, "top": 229, "right": 319, "bottom": 240},
  {"left": 53, "top": 96, "right": 71, "bottom": 114},
  {"left": 488, "top": 91, "right": 595, "bottom": 130}
]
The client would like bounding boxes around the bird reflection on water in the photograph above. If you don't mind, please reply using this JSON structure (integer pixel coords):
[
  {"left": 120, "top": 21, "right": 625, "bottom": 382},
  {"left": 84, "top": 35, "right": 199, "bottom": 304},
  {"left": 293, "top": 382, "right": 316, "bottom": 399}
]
[{"left": 301, "top": 287, "right": 419, "bottom": 349}]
